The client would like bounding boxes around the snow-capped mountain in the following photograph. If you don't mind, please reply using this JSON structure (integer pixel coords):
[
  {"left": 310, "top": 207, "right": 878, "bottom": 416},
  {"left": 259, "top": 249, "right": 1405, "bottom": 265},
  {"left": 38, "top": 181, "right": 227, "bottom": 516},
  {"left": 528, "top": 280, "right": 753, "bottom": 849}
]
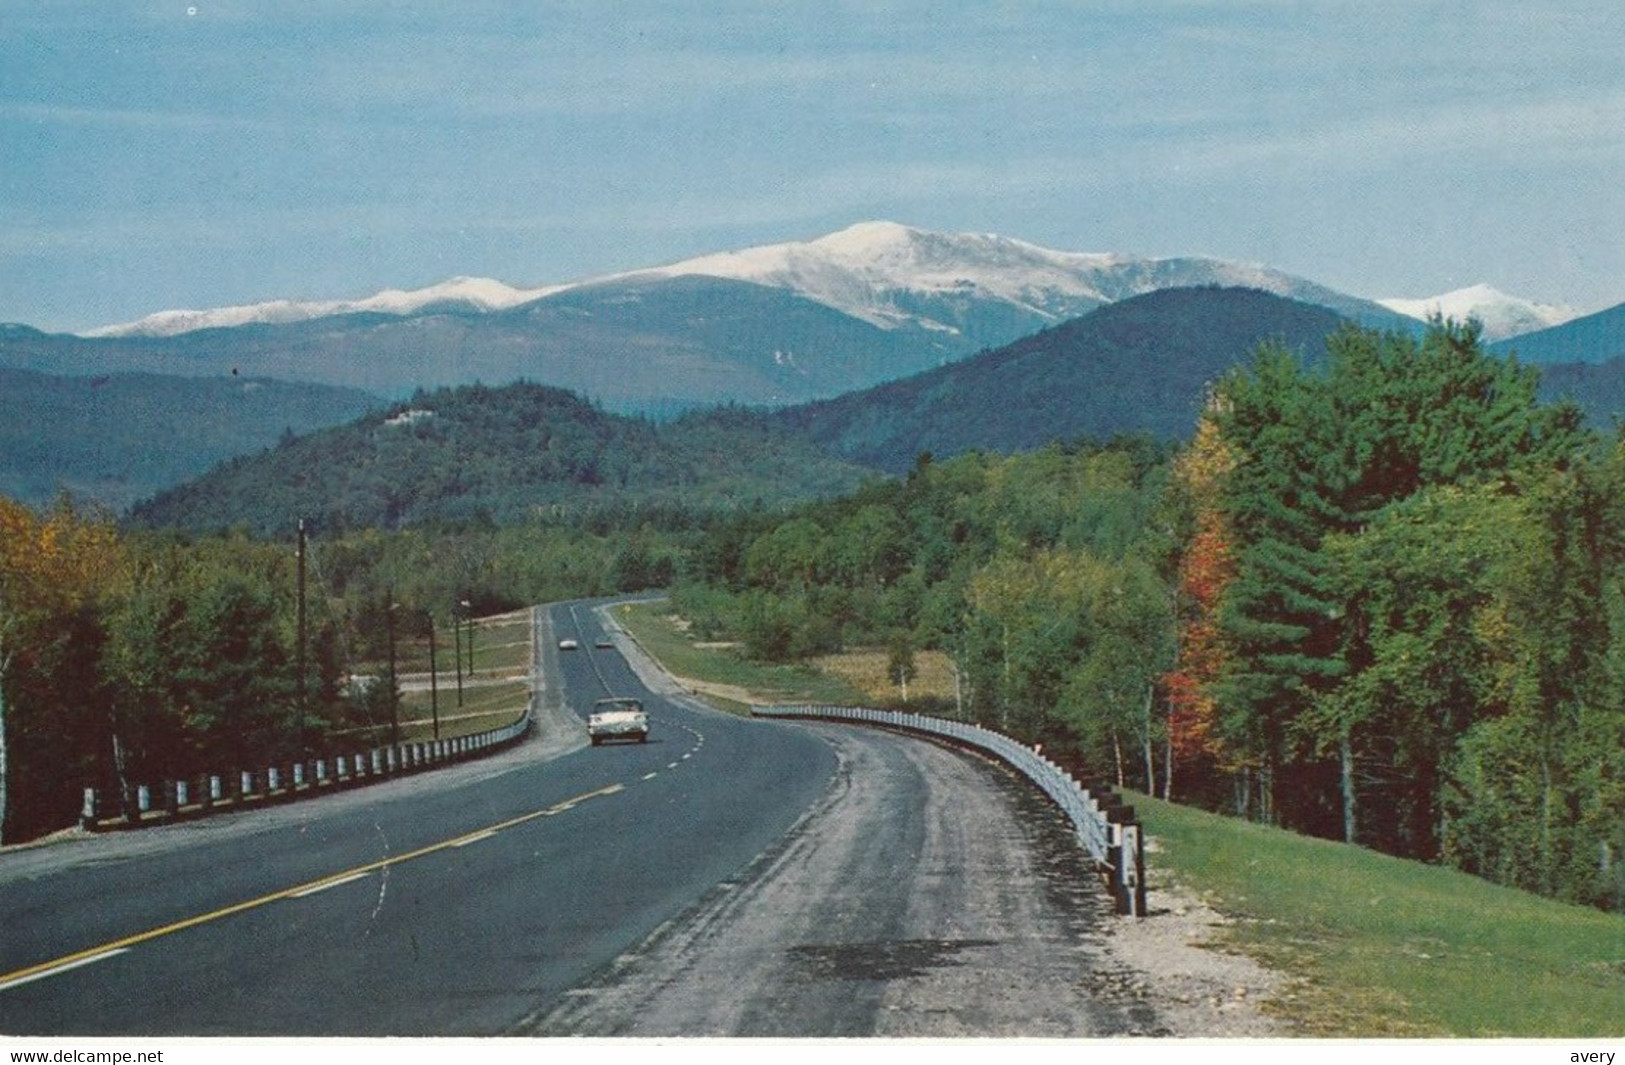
[
  {"left": 1378, "top": 284, "right": 1575, "bottom": 343},
  {"left": 607, "top": 220, "right": 1408, "bottom": 339},
  {"left": 81, "top": 221, "right": 1404, "bottom": 342},
  {"left": 84, "top": 276, "right": 566, "bottom": 339}
]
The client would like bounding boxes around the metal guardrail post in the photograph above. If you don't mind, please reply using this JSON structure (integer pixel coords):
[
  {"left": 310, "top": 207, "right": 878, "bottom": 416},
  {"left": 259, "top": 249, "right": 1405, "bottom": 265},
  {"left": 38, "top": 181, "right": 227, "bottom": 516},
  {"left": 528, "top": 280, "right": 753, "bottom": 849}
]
[{"left": 1121, "top": 815, "right": 1146, "bottom": 918}]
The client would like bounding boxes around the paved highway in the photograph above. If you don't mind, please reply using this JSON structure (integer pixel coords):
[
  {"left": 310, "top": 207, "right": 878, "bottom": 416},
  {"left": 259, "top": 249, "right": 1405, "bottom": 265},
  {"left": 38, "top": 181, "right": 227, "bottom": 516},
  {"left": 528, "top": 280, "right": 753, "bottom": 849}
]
[
  {"left": 0, "top": 601, "right": 837, "bottom": 1036},
  {"left": 1, "top": 598, "right": 1166, "bottom": 1038}
]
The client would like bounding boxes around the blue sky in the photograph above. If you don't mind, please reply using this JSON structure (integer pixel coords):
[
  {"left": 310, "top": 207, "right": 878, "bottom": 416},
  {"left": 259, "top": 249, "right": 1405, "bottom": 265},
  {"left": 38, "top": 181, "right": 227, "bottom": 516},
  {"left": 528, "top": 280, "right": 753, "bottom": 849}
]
[{"left": 4, "top": 1, "right": 1624, "bottom": 333}]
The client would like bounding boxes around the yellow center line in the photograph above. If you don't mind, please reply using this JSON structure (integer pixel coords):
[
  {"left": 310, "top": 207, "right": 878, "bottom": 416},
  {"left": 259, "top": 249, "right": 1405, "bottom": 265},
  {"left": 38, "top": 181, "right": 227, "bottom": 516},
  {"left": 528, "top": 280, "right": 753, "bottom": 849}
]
[
  {"left": 0, "top": 782, "right": 626, "bottom": 991},
  {"left": 289, "top": 872, "right": 369, "bottom": 898}
]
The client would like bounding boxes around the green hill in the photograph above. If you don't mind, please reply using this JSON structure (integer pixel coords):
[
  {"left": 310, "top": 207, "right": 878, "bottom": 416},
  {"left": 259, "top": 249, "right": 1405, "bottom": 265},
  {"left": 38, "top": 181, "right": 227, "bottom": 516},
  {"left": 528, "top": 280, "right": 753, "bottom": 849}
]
[{"left": 127, "top": 382, "right": 872, "bottom": 535}]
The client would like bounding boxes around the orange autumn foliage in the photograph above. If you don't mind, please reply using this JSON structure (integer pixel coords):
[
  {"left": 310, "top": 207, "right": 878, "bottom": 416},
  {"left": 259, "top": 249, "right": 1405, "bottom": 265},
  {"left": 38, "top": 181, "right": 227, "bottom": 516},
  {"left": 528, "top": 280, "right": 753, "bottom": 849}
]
[
  {"left": 1164, "top": 415, "right": 1236, "bottom": 768},
  {"left": 0, "top": 496, "right": 123, "bottom": 624}
]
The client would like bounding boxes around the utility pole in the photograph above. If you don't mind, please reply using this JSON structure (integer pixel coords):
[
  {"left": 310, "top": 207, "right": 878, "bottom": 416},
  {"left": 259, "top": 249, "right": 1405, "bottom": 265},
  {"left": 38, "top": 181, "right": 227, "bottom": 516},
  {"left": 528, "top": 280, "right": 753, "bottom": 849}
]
[
  {"left": 296, "top": 518, "right": 308, "bottom": 755},
  {"left": 461, "top": 599, "right": 475, "bottom": 678},
  {"left": 386, "top": 588, "right": 399, "bottom": 746},
  {"left": 453, "top": 601, "right": 465, "bottom": 708},
  {"left": 427, "top": 612, "right": 440, "bottom": 740}
]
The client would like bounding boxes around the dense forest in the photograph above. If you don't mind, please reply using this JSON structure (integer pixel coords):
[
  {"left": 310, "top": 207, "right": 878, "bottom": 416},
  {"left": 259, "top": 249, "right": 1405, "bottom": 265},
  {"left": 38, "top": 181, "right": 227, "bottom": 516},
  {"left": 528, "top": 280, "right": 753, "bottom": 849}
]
[{"left": 672, "top": 320, "right": 1625, "bottom": 912}]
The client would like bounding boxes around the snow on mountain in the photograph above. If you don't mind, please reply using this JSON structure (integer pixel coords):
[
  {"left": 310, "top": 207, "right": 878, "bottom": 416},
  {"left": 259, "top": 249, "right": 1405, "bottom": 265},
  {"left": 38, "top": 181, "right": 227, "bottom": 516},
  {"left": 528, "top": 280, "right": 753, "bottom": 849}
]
[
  {"left": 83, "top": 276, "right": 567, "bottom": 338},
  {"left": 80, "top": 220, "right": 1403, "bottom": 340},
  {"left": 611, "top": 221, "right": 1383, "bottom": 336},
  {"left": 1378, "top": 284, "right": 1575, "bottom": 342},
  {"left": 609, "top": 221, "right": 1126, "bottom": 330}
]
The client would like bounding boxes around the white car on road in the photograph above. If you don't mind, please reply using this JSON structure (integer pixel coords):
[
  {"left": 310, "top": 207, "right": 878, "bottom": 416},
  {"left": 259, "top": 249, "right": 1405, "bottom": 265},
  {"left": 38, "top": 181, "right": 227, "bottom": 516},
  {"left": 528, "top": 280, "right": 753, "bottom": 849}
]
[{"left": 587, "top": 697, "right": 650, "bottom": 746}]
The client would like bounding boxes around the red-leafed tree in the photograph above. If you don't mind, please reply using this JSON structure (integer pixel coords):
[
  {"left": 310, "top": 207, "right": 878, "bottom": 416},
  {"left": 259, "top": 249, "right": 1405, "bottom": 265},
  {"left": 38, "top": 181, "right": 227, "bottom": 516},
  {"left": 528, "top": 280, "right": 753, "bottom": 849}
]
[{"left": 1162, "top": 411, "right": 1236, "bottom": 801}]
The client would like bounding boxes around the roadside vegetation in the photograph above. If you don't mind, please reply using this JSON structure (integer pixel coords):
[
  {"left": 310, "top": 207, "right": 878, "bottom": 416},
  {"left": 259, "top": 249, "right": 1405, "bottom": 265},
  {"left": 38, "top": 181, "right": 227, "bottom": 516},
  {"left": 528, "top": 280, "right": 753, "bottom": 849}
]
[
  {"left": 376, "top": 610, "right": 534, "bottom": 746},
  {"left": 664, "top": 319, "right": 1625, "bottom": 916},
  {"left": 0, "top": 504, "right": 674, "bottom": 843},
  {"left": 614, "top": 601, "right": 865, "bottom": 712},
  {"left": 1133, "top": 791, "right": 1625, "bottom": 1037}
]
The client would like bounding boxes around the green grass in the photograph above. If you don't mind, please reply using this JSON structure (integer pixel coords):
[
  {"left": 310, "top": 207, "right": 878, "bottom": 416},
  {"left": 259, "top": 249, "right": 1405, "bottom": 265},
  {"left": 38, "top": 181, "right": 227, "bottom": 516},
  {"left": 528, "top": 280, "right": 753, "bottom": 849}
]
[
  {"left": 463, "top": 610, "right": 532, "bottom": 674},
  {"left": 345, "top": 609, "right": 533, "bottom": 745},
  {"left": 1132, "top": 791, "right": 1625, "bottom": 1037},
  {"left": 389, "top": 609, "right": 533, "bottom": 677},
  {"left": 396, "top": 679, "right": 528, "bottom": 739},
  {"left": 614, "top": 600, "right": 866, "bottom": 712}
]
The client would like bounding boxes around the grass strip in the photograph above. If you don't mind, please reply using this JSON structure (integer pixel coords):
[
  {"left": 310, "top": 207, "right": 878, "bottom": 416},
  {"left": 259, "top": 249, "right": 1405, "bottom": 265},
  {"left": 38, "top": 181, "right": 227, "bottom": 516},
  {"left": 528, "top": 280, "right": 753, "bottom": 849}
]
[
  {"left": 1131, "top": 790, "right": 1625, "bottom": 1037},
  {"left": 614, "top": 600, "right": 866, "bottom": 712}
]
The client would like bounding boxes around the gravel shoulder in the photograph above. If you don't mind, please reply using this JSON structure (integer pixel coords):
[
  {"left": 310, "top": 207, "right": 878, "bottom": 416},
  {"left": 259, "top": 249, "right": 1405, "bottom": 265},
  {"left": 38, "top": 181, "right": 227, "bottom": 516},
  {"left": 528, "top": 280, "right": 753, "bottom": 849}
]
[
  {"left": 594, "top": 601, "right": 1288, "bottom": 1038},
  {"left": 527, "top": 723, "right": 1284, "bottom": 1038}
]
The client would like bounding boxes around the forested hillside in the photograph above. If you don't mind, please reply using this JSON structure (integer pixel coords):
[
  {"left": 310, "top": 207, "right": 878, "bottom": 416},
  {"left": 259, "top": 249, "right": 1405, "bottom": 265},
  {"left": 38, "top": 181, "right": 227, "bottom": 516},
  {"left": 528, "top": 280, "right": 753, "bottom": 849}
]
[
  {"left": 675, "top": 320, "right": 1625, "bottom": 912},
  {"left": 769, "top": 287, "right": 1354, "bottom": 472},
  {"left": 8, "top": 310, "right": 1624, "bottom": 913},
  {"left": 128, "top": 382, "right": 873, "bottom": 535}
]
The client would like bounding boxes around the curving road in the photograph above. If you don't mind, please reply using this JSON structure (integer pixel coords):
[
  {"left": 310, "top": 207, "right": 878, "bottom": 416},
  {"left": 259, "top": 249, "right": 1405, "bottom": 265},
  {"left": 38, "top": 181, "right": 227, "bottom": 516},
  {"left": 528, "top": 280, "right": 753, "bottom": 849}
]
[{"left": 0, "top": 598, "right": 1149, "bottom": 1037}]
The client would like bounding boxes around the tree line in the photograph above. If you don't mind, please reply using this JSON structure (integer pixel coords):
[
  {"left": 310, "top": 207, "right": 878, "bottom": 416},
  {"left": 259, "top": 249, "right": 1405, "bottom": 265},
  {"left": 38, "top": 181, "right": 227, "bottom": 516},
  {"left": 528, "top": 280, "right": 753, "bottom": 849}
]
[
  {"left": 674, "top": 320, "right": 1624, "bottom": 911},
  {"left": 0, "top": 502, "right": 684, "bottom": 843}
]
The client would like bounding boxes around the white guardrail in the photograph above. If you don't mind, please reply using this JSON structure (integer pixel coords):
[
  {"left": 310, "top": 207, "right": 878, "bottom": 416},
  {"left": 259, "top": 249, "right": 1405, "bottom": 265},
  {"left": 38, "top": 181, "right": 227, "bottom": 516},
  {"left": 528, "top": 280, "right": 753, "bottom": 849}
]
[
  {"left": 751, "top": 705, "right": 1147, "bottom": 917},
  {"left": 78, "top": 704, "right": 532, "bottom": 832}
]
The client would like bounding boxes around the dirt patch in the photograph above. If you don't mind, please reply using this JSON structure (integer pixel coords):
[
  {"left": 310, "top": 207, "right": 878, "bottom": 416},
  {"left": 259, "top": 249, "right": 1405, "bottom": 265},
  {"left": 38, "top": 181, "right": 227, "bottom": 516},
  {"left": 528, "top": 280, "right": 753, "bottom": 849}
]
[{"left": 1097, "top": 875, "right": 1288, "bottom": 1037}]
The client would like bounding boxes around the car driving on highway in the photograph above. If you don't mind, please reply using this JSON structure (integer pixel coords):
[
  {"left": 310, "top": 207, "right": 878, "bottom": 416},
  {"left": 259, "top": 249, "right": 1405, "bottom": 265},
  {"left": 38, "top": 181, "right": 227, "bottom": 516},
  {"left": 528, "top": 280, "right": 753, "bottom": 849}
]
[{"left": 587, "top": 697, "right": 649, "bottom": 746}]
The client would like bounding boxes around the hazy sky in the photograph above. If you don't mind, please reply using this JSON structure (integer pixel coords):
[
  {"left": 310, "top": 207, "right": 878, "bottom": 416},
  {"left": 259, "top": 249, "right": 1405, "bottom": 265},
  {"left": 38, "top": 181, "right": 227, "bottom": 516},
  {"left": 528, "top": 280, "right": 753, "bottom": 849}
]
[{"left": 5, "top": 1, "right": 1624, "bottom": 333}]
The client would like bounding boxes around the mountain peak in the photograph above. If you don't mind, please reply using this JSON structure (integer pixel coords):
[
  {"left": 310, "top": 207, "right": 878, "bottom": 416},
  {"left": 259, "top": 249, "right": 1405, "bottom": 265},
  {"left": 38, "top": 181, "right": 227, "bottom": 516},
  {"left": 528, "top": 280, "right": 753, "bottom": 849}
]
[
  {"left": 1377, "top": 284, "right": 1575, "bottom": 341},
  {"left": 808, "top": 219, "right": 921, "bottom": 253}
]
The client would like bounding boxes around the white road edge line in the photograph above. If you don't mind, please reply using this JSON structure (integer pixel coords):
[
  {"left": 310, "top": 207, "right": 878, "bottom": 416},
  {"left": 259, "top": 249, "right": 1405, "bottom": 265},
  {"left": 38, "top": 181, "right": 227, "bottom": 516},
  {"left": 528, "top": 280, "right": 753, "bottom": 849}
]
[
  {"left": 641, "top": 772, "right": 659, "bottom": 781},
  {"left": 0, "top": 948, "right": 130, "bottom": 992}
]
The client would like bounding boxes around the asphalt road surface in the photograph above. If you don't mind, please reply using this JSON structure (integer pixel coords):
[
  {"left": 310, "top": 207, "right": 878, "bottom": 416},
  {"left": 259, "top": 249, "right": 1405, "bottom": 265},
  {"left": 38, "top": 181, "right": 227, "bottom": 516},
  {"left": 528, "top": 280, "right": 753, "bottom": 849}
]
[{"left": 0, "top": 598, "right": 1151, "bottom": 1037}]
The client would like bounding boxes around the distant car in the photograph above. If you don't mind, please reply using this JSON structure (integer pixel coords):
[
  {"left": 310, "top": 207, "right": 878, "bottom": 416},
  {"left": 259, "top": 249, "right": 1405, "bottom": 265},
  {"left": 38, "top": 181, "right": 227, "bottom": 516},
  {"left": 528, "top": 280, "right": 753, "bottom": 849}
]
[
  {"left": 594, "top": 636, "right": 614, "bottom": 649},
  {"left": 558, "top": 638, "right": 579, "bottom": 650},
  {"left": 587, "top": 697, "right": 649, "bottom": 746}
]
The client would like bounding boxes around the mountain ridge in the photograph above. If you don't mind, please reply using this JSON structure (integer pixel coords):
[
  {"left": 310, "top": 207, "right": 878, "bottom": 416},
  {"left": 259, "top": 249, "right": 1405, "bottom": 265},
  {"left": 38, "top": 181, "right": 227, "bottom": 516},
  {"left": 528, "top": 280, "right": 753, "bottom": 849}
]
[
  {"left": 0, "top": 367, "right": 380, "bottom": 510},
  {"left": 768, "top": 286, "right": 1355, "bottom": 472},
  {"left": 1491, "top": 300, "right": 1625, "bottom": 366},
  {"left": 78, "top": 221, "right": 1417, "bottom": 344},
  {"left": 99, "top": 286, "right": 1625, "bottom": 532},
  {"left": 125, "top": 381, "right": 872, "bottom": 535}
]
